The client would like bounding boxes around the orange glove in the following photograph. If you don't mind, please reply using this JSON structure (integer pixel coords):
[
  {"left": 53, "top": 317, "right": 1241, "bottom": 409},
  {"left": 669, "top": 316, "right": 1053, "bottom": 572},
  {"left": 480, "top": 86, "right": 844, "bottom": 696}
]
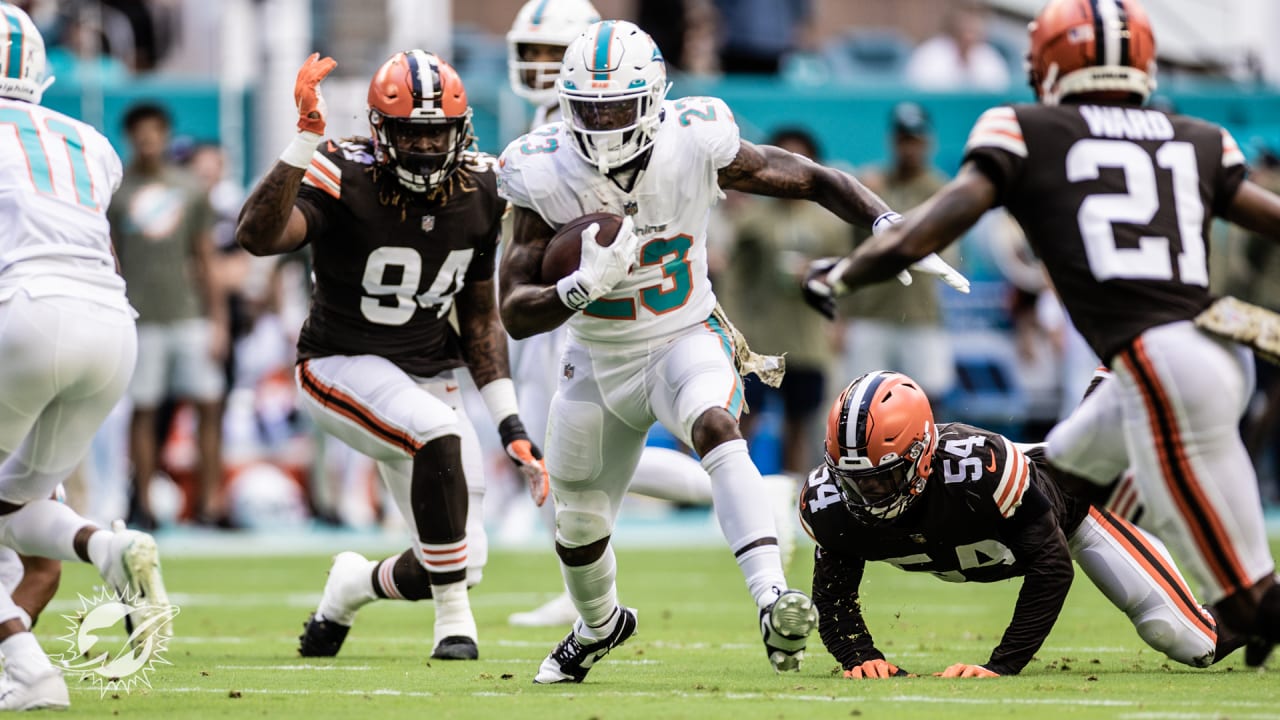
[
  {"left": 294, "top": 52, "right": 337, "bottom": 135},
  {"left": 498, "top": 416, "right": 550, "bottom": 507},
  {"left": 934, "top": 663, "right": 1000, "bottom": 678},
  {"left": 843, "top": 659, "right": 905, "bottom": 679}
]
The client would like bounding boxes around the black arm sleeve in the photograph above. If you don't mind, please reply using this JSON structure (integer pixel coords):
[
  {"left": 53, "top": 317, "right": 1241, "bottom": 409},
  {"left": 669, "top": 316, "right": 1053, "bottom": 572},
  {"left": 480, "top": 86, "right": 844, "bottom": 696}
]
[
  {"left": 985, "top": 487, "right": 1075, "bottom": 675},
  {"left": 813, "top": 546, "right": 883, "bottom": 670}
]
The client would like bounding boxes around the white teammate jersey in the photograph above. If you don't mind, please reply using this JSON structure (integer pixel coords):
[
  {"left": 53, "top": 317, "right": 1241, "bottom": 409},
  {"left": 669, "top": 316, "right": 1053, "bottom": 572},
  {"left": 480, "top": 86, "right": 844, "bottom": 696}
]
[
  {"left": 0, "top": 98, "right": 126, "bottom": 306},
  {"left": 499, "top": 96, "right": 740, "bottom": 344}
]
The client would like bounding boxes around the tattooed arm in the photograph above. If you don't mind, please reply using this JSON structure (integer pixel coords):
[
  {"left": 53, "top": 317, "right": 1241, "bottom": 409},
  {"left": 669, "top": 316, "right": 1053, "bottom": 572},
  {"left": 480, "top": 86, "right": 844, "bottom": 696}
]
[
  {"left": 456, "top": 277, "right": 511, "bottom": 388},
  {"left": 718, "top": 140, "right": 892, "bottom": 228},
  {"left": 499, "top": 205, "right": 578, "bottom": 340},
  {"left": 235, "top": 163, "right": 310, "bottom": 256}
]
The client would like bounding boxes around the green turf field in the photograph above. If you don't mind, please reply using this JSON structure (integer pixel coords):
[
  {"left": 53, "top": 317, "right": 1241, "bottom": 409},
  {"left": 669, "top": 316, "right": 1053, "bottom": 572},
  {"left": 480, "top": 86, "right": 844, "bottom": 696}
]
[{"left": 38, "top": 544, "right": 1278, "bottom": 719}]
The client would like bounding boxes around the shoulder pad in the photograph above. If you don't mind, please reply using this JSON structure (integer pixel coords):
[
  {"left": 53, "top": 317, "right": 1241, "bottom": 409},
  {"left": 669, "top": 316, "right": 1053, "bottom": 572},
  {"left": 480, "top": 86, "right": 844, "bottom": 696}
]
[
  {"left": 667, "top": 96, "right": 741, "bottom": 169},
  {"left": 964, "top": 105, "right": 1027, "bottom": 159}
]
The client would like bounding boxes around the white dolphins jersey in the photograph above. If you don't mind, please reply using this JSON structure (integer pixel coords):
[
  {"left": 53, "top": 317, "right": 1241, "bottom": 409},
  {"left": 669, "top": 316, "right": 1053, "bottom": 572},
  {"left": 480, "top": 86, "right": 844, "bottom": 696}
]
[
  {"left": 499, "top": 96, "right": 740, "bottom": 344},
  {"left": 0, "top": 99, "right": 125, "bottom": 304}
]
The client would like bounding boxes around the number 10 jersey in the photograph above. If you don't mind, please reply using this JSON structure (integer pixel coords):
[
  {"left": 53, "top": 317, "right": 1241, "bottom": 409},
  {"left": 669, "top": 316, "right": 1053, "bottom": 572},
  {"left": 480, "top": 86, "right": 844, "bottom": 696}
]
[{"left": 963, "top": 103, "right": 1247, "bottom": 362}]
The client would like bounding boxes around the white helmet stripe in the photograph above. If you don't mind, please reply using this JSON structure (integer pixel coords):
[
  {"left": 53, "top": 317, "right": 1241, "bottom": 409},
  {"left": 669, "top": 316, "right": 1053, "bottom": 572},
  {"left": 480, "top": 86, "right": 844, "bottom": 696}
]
[
  {"left": 843, "top": 371, "right": 890, "bottom": 459},
  {"left": 1093, "top": 0, "right": 1123, "bottom": 67}
]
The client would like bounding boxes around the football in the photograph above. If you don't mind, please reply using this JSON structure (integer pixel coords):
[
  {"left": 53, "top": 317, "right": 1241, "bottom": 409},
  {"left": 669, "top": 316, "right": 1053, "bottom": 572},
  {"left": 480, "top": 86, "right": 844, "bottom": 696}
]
[{"left": 540, "top": 212, "right": 627, "bottom": 283}]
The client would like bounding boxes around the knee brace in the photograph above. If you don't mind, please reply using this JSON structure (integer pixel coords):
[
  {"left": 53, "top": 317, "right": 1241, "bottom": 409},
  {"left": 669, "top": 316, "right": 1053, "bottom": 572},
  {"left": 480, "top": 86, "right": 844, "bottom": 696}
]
[
  {"left": 552, "top": 488, "right": 614, "bottom": 549},
  {"left": 1133, "top": 606, "right": 1216, "bottom": 668}
]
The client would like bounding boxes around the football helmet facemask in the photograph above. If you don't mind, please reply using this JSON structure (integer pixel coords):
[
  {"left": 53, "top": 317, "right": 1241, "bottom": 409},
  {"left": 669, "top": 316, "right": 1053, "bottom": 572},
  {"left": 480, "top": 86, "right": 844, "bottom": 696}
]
[
  {"left": 824, "top": 371, "right": 937, "bottom": 525},
  {"left": 368, "top": 50, "right": 475, "bottom": 192},
  {"left": 507, "top": 0, "right": 601, "bottom": 106},
  {"left": 0, "top": 2, "right": 50, "bottom": 104},
  {"left": 558, "top": 20, "right": 670, "bottom": 174},
  {"left": 1027, "top": 0, "right": 1157, "bottom": 106}
]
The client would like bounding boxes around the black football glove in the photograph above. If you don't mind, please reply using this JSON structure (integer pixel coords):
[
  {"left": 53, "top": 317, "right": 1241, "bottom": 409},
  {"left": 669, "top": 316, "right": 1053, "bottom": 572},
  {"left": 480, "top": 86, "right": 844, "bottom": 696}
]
[
  {"left": 498, "top": 415, "right": 550, "bottom": 507},
  {"left": 803, "top": 257, "right": 842, "bottom": 320}
]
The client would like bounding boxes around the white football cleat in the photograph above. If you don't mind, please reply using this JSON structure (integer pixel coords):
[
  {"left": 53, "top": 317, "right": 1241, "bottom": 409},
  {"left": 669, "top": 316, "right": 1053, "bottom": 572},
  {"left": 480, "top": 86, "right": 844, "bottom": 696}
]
[
  {"left": 0, "top": 667, "right": 69, "bottom": 711},
  {"left": 315, "top": 551, "right": 377, "bottom": 627},
  {"left": 760, "top": 589, "right": 819, "bottom": 673},
  {"left": 98, "top": 528, "right": 173, "bottom": 647},
  {"left": 509, "top": 591, "right": 579, "bottom": 628}
]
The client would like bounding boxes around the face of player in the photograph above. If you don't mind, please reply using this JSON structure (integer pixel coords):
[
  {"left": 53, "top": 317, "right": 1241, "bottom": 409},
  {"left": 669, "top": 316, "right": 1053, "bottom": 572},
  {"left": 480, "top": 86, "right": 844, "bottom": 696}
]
[
  {"left": 518, "top": 42, "right": 566, "bottom": 91},
  {"left": 387, "top": 119, "right": 461, "bottom": 179},
  {"left": 893, "top": 133, "right": 929, "bottom": 175},
  {"left": 568, "top": 97, "right": 639, "bottom": 132}
]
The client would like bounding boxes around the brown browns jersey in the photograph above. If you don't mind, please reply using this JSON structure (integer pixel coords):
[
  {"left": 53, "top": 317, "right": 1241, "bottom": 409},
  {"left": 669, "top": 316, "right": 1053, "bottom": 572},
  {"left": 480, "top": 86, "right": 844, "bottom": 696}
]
[
  {"left": 293, "top": 139, "right": 504, "bottom": 377},
  {"left": 963, "top": 103, "right": 1248, "bottom": 362},
  {"left": 801, "top": 422, "right": 1083, "bottom": 674}
]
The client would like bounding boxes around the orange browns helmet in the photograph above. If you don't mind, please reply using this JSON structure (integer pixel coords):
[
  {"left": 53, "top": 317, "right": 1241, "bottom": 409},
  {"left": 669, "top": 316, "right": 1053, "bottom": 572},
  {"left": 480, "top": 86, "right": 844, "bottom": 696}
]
[
  {"left": 824, "top": 371, "right": 937, "bottom": 524},
  {"left": 367, "top": 50, "right": 475, "bottom": 192},
  {"left": 1027, "top": 0, "right": 1157, "bottom": 106}
]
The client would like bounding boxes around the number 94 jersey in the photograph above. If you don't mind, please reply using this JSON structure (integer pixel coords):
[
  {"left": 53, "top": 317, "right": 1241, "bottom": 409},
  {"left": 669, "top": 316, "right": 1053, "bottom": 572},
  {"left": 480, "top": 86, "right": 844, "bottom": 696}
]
[
  {"left": 497, "top": 97, "right": 740, "bottom": 343},
  {"left": 963, "top": 103, "right": 1246, "bottom": 362},
  {"left": 293, "top": 139, "right": 504, "bottom": 377},
  {"left": 799, "top": 422, "right": 1083, "bottom": 583}
]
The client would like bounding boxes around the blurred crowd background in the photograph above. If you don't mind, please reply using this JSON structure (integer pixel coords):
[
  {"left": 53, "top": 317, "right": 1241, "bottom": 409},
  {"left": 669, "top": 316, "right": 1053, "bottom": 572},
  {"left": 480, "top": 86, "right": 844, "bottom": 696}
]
[{"left": 16, "top": 0, "right": 1280, "bottom": 536}]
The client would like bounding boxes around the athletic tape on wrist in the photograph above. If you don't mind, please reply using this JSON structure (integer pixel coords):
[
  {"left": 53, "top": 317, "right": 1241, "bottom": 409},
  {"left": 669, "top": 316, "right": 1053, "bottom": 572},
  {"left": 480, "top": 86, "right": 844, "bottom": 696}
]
[
  {"left": 872, "top": 211, "right": 903, "bottom": 236},
  {"left": 279, "top": 131, "right": 322, "bottom": 169},
  {"left": 480, "top": 378, "right": 520, "bottom": 426}
]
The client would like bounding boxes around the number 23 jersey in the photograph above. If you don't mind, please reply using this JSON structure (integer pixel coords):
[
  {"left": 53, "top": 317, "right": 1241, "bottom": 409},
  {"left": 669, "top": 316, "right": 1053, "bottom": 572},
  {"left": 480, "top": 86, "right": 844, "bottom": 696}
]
[
  {"left": 963, "top": 103, "right": 1247, "bottom": 362},
  {"left": 497, "top": 97, "right": 740, "bottom": 343},
  {"left": 293, "top": 139, "right": 504, "bottom": 377}
]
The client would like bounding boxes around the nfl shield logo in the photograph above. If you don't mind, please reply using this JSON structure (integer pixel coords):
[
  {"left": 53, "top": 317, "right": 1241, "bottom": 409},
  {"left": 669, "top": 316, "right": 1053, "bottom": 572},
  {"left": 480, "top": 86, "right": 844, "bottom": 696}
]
[{"left": 421, "top": 215, "right": 436, "bottom": 233}]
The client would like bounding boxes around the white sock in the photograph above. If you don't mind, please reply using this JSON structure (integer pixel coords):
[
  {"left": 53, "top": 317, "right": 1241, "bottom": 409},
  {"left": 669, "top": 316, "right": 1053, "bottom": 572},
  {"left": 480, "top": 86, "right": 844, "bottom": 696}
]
[
  {"left": 560, "top": 544, "right": 618, "bottom": 637},
  {"left": 702, "top": 439, "right": 787, "bottom": 609},
  {"left": 86, "top": 530, "right": 113, "bottom": 574},
  {"left": 431, "top": 581, "right": 477, "bottom": 642},
  {"left": 0, "top": 632, "right": 54, "bottom": 678},
  {"left": 629, "top": 447, "right": 713, "bottom": 505},
  {"left": 0, "top": 500, "right": 91, "bottom": 563}
]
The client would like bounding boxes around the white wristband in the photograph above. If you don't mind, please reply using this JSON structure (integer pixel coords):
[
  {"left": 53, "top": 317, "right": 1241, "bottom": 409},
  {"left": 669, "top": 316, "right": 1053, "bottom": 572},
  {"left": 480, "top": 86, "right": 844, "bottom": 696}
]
[
  {"left": 872, "top": 211, "right": 903, "bottom": 236},
  {"left": 479, "top": 378, "right": 520, "bottom": 425},
  {"left": 279, "top": 131, "right": 322, "bottom": 169},
  {"left": 556, "top": 273, "right": 592, "bottom": 311}
]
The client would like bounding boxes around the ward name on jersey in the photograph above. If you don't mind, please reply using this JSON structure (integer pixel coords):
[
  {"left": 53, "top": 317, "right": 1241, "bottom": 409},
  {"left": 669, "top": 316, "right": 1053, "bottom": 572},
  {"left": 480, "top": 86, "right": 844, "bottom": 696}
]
[
  {"left": 963, "top": 103, "right": 1247, "bottom": 362},
  {"left": 498, "top": 96, "right": 739, "bottom": 343},
  {"left": 294, "top": 139, "right": 504, "bottom": 376},
  {"left": 801, "top": 422, "right": 1084, "bottom": 675}
]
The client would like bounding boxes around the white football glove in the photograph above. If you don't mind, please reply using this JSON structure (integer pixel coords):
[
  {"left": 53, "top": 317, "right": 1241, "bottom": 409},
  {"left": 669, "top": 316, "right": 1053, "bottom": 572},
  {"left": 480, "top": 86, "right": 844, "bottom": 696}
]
[
  {"left": 900, "top": 253, "right": 971, "bottom": 294},
  {"left": 557, "top": 216, "right": 641, "bottom": 310},
  {"left": 873, "top": 212, "right": 970, "bottom": 293}
]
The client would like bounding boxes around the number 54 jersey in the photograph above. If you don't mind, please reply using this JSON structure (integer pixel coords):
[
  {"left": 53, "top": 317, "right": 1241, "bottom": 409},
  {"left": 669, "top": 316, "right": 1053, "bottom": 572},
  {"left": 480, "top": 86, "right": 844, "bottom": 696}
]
[
  {"left": 498, "top": 97, "right": 740, "bottom": 344},
  {"left": 963, "top": 103, "right": 1246, "bottom": 362},
  {"left": 293, "top": 139, "right": 504, "bottom": 377},
  {"left": 800, "top": 422, "right": 1085, "bottom": 583}
]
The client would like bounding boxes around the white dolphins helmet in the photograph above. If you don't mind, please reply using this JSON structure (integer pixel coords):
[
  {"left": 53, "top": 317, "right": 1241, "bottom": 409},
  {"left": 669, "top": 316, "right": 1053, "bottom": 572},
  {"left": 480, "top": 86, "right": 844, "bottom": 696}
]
[
  {"left": 558, "top": 20, "right": 669, "bottom": 174},
  {"left": 0, "top": 2, "right": 49, "bottom": 104},
  {"left": 507, "top": 0, "right": 601, "bottom": 106}
]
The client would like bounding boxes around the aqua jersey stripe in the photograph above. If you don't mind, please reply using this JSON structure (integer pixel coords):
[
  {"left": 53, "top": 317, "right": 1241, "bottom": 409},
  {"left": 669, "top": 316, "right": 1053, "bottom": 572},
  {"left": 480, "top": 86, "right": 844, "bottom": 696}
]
[
  {"left": 592, "top": 20, "right": 614, "bottom": 81},
  {"left": 705, "top": 316, "right": 745, "bottom": 417},
  {"left": 530, "top": 0, "right": 551, "bottom": 24},
  {"left": 3, "top": 6, "right": 22, "bottom": 80}
]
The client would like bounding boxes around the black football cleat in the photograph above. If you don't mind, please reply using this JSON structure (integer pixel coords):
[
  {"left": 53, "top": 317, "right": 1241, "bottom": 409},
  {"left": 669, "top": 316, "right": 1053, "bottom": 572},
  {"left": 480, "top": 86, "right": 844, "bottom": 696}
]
[
  {"left": 1245, "top": 637, "right": 1274, "bottom": 668},
  {"left": 430, "top": 636, "right": 479, "bottom": 660},
  {"left": 298, "top": 613, "right": 351, "bottom": 657},
  {"left": 534, "top": 607, "right": 638, "bottom": 683}
]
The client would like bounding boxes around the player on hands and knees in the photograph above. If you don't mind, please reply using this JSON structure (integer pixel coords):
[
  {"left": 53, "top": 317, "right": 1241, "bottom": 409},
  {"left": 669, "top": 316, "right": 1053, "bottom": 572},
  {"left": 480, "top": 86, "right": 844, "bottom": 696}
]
[
  {"left": 808, "top": 372, "right": 1230, "bottom": 679},
  {"left": 498, "top": 19, "right": 969, "bottom": 682},
  {"left": 236, "top": 50, "right": 548, "bottom": 662},
  {"left": 0, "top": 3, "right": 172, "bottom": 709},
  {"left": 503, "top": 0, "right": 796, "bottom": 630},
  {"left": 805, "top": 0, "right": 1280, "bottom": 669}
]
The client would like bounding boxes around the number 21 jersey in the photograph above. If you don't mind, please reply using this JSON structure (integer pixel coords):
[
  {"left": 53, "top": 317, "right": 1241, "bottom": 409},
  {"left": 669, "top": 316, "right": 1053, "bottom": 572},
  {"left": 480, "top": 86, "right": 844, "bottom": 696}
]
[{"left": 963, "top": 103, "right": 1246, "bottom": 362}]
